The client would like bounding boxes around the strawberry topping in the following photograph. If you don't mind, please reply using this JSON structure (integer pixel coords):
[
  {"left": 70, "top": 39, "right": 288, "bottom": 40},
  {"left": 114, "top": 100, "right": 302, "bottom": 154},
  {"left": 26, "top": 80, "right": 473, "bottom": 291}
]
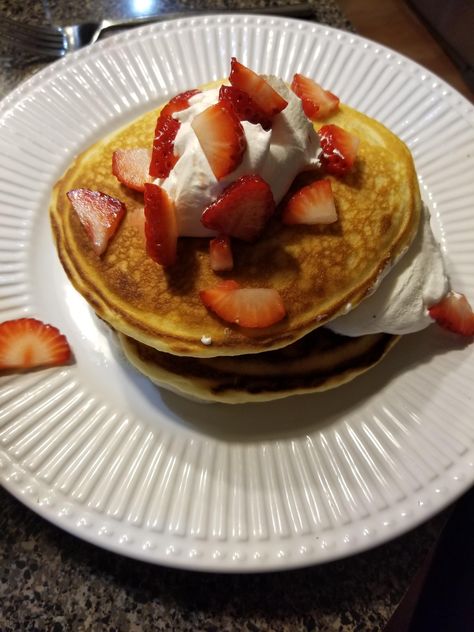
[
  {"left": 149, "top": 89, "right": 200, "bottom": 179},
  {"left": 201, "top": 174, "right": 275, "bottom": 242},
  {"left": 144, "top": 183, "right": 178, "bottom": 267},
  {"left": 200, "top": 280, "right": 286, "bottom": 328},
  {"left": 112, "top": 148, "right": 152, "bottom": 192},
  {"left": 282, "top": 178, "right": 337, "bottom": 225},
  {"left": 210, "top": 235, "right": 234, "bottom": 272},
  {"left": 429, "top": 292, "right": 474, "bottom": 336},
  {"left": 319, "top": 124, "right": 360, "bottom": 177},
  {"left": 229, "top": 58, "right": 288, "bottom": 119},
  {"left": 218, "top": 84, "right": 272, "bottom": 130},
  {"left": 0, "top": 318, "right": 71, "bottom": 371},
  {"left": 291, "top": 74, "right": 340, "bottom": 120},
  {"left": 67, "top": 188, "right": 126, "bottom": 256},
  {"left": 191, "top": 102, "right": 246, "bottom": 180}
]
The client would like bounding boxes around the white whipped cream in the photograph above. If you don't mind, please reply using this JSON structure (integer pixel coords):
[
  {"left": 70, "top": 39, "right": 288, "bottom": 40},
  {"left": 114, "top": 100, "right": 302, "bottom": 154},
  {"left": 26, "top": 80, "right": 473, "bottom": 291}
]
[
  {"left": 158, "top": 78, "right": 320, "bottom": 237},
  {"left": 328, "top": 204, "right": 449, "bottom": 336}
]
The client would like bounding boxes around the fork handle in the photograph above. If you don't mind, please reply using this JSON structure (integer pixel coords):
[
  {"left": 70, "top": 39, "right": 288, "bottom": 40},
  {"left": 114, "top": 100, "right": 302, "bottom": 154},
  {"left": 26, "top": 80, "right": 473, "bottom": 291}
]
[{"left": 97, "top": 4, "right": 315, "bottom": 42}]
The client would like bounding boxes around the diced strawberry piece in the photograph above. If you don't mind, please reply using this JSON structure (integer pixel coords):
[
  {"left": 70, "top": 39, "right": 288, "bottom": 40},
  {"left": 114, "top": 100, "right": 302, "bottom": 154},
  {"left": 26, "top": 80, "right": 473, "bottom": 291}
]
[
  {"left": 200, "top": 281, "right": 286, "bottom": 328},
  {"left": 428, "top": 292, "right": 474, "bottom": 336},
  {"left": 160, "top": 89, "right": 201, "bottom": 118},
  {"left": 149, "top": 115, "right": 180, "bottom": 179},
  {"left": 291, "top": 74, "right": 340, "bottom": 120},
  {"left": 67, "top": 188, "right": 126, "bottom": 256},
  {"left": 229, "top": 58, "right": 288, "bottom": 118},
  {"left": 191, "top": 102, "right": 246, "bottom": 180},
  {"left": 149, "top": 90, "right": 200, "bottom": 179},
  {"left": 144, "top": 183, "right": 178, "bottom": 267},
  {"left": 201, "top": 174, "right": 275, "bottom": 242},
  {"left": 112, "top": 148, "right": 152, "bottom": 192},
  {"left": 218, "top": 85, "right": 272, "bottom": 130},
  {"left": 210, "top": 235, "right": 234, "bottom": 272},
  {"left": 0, "top": 318, "right": 71, "bottom": 371},
  {"left": 282, "top": 178, "right": 337, "bottom": 225},
  {"left": 319, "top": 124, "right": 360, "bottom": 177}
]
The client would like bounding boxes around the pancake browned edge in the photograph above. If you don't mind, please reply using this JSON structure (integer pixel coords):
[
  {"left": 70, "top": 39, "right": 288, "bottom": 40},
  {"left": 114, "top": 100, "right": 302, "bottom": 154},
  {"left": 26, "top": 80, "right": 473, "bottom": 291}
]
[
  {"left": 50, "top": 82, "right": 422, "bottom": 358},
  {"left": 119, "top": 329, "right": 399, "bottom": 404}
]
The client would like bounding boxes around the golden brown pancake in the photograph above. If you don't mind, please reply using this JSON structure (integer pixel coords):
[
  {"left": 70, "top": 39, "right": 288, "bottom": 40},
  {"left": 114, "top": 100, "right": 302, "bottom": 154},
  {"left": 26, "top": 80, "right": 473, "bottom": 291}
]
[
  {"left": 119, "top": 329, "right": 399, "bottom": 404},
  {"left": 50, "top": 83, "right": 421, "bottom": 357}
]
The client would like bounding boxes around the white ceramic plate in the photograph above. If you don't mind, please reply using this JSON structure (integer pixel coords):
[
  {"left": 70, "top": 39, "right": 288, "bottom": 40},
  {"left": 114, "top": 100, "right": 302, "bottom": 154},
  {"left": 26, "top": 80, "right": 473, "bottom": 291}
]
[{"left": 1, "top": 15, "right": 473, "bottom": 572}]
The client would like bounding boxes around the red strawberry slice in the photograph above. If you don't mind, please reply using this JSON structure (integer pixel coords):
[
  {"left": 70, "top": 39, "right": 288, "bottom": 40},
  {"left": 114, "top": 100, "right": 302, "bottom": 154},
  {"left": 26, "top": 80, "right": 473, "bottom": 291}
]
[
  {"left": 282, "top": 178, "right": 337, "bottom": 225},
  {"left": 200, "top": 280, "right": 286, "bottom": 328},
  {"left": 210, "top": 235, "right": 234, "bottom": 272},
  {"left": 160, "top": 89, "right": 200, "bottom": 118},
  {"left": 67, "top": 188, "right": 126, "bottom": 256},
  {"left": 149, "top": 115, "right": 180, "bottom": 179},
  {"left": 319, "top": 124, "right": 360, "bottom": 177},
  {"left": 149, "top": 89, "right": 200, "bottom": 179},
  {"left": 291, "top": 74, "right": 339, "bottom": 120},
  {"left": 201, "top": 174, "right": 275, "bottom": 242},
  {"left": 191, "top": 102, "right": 246, "bottom": 180},
  {"left": 229, "top": 58, "right": 288, "bottom": 118},
  {"left": 144, "top": 183, "right": 178, "bottom": 267},
  {"left": 218, "top": 85, "right": 272, "bottom": 130},
  {"left": 112, "top": 148, "right": 152, "bottom": 192},
  {"left": 0, "top": 318, "right": 71, "bottom": 371},
  {"left": 428, "top": 292, "right": 474, "bottom": 336}
]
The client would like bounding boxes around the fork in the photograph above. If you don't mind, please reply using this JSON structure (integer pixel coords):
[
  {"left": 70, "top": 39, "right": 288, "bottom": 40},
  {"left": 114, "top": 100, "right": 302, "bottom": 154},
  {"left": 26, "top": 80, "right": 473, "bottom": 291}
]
[{"left": 0, "top": 4, "right": 315, "bottom": 59}]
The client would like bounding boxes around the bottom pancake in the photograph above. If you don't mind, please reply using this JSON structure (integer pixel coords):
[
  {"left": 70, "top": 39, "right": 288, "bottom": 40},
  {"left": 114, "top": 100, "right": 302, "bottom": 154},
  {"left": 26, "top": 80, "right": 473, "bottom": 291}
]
[{"left": 119, "top": 329, "right": 399, "bottom": 404}]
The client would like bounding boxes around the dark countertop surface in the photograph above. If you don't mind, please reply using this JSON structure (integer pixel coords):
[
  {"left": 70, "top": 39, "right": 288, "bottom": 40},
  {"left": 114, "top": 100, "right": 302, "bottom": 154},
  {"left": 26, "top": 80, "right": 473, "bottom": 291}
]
[{"left": 0, "top": 1, "right": 468, "bottom": 630}]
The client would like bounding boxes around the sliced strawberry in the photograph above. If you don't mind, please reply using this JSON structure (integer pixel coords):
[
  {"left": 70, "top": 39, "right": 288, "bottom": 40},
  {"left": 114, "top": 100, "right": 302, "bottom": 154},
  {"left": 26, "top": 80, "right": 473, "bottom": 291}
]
[
  {"left": 291, "top": 74, "right": 339, "bottom": 120},
  {"left": 201, "top": 174, "right": 275, "bottom": 242},
  {"left": 149, "top": 89, "right": 200, "bottom": 179},
  {"left": 149, "top": 115, "right": 180, "bottom": 179},
  {"left": 319, "top": 124, "right": 360, "bottom": 177},
  {"left": 160, "top": 89, "right": 201, "bottom": 118},
  {"left": 282, "top": 178, "right": 337, "bottom": 225},
  {"left": 210, "top": 235, "right": 234, "bottom": 272},
  {"left": 229, "top": 58, "right": 288, "bottom": 119},
  {"left": 0, "top": 318, "right": 71, "bottom": 371},
  {"left": 144, "top": 183, "right": 178, "bottom": 267},
  {"left": 218, "top": 85, "right": 272, "bottom": 130},
  {"left": 428, "top": 292, "right": 474, "bottom": 336},
  {"left": 200, "top": 281, "right": 286, "bottom": 328},
  {"left": 191, "top": 102, "right": 246, "bottom": 180},
  {"left": 67, "top": 188, "right": 126, "bottom": 256},
  {"left": 112, "top": 148, "right": 152, "bottom": 192}
]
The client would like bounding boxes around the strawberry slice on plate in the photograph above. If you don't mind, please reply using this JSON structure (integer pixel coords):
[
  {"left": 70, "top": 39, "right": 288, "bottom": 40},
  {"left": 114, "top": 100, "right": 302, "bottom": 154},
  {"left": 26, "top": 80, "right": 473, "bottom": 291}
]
[
  {"left": 200, "top": 280, "right": 286, "bottom": 328},
  {"left": 210, "top": 235, "right": 234, "bottom": 272},
  {"left": 319, "top": 124, "right": 360, "bottom": 177},
  {"left": 191, "top": 101, "right": 246, "bottom": 180},
  {"left": 144, "top": 183, "right": 178, "bottom": 267},
  {"left": 0, "top": 318, "right": 71, "bottom": 371},
  {"left": 291, "top": 74, "right": 340, "bottom": 120},
  {"left": 67, "top": 188, "right": 126, "bottom": 256},
  {"left": 429, "top": 292, "right": 474, "bottom": 336},
  {"left": 149, "top": 89, "right": 200, "bottom": 179},
  {"left": 218, "top": 85, "right": 272, "bottom": 130},
  {"left": 229, "top": 57, "right": 288, "bottom": 119},
  {"left": 201, "top": 174, "right": 275, "bottom": 242},
  {"left": 282, "top": 178, "right": 338, "bottom": 225},
  {"left": 112, "top": 148, "right": 152, "bottom": 192}
]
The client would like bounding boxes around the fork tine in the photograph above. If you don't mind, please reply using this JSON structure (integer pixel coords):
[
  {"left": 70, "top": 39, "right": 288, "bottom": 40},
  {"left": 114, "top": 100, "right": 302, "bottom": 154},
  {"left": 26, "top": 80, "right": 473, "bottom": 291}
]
[
  {"left": 0, "top": 15, "right": 65, "bottom": 43},
  {"left": 0, "top": 16, "right": 66, "bottom": 57}
]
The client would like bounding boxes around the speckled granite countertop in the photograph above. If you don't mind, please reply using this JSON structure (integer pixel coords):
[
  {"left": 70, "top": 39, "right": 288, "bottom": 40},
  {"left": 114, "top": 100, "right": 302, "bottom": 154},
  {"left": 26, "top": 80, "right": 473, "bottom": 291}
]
[{"left": 0, "top": 1, "right": 456, "bottom": 630}]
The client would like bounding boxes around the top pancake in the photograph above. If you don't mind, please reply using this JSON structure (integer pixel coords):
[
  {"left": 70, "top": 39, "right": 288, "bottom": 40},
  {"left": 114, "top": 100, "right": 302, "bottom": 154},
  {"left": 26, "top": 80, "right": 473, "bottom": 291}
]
[{"left": 50, "top": 85, "right": 421, "bottom": 357}]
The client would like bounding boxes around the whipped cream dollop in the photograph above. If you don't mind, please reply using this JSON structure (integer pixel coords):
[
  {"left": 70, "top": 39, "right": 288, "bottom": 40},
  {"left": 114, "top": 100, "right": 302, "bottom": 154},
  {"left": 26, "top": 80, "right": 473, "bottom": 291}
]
[
  {"left": 328, "top": 204, "right": 450, "bottom": 336},
  {"left": 157, "top": 78, "right": 320, "bottom": 237}
]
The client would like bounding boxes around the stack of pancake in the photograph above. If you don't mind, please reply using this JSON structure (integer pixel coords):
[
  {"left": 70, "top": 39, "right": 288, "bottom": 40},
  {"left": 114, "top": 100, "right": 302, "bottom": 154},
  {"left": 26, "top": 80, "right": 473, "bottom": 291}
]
[{"left": 50, "top": 84, "right": 421, "bottom": 403}]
